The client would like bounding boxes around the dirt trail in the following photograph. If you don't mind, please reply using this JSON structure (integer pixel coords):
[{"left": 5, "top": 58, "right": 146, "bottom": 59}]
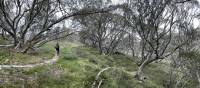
[{"left": 0, "top": 54, "right": 59, "bottom": 69}]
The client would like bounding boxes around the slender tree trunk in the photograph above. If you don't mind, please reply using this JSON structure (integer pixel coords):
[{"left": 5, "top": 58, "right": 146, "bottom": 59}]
[
  {"left": 196, "top": 69, "right": 200, "bottom": 87},
  {"left": 98, "top": 40, "right": 103, "bottom": 54},
  {"left": 1, "top": 30, "right": 7, "bottom": 40},
  {"left": 131, "top": 48, "right": 135, "bottom": 57},
  {"left": 13, "top": 37, "right": 18, "bottom": 47}
]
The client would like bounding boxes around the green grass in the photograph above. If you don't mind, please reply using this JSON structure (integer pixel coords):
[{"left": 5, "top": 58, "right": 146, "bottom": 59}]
[
  {"left": 0, "top": 49, "right": 48, "bottom": 65},
  {"left": 0, "top": 37, "right": 8, "bottom": 45},
  {"left": 0, "top": 41, "right": 199, "bottom": 88},
  {"left": 19, "top": 42, "right": 161, "bottom": 88},
  {"left": 0, "top": 42, "right": 55, "bottom": 65}
]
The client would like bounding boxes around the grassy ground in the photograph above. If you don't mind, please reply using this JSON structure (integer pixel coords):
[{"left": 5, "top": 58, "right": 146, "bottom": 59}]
[
  {"left": 0, "top": 41, "right": 198, "bottom": 88},
  {"left": 0, "top": 39, "right": 55, "bottom": 65},
  {"left": 0, "top": 37, "right": 9, "bottom": 45},
  {"left": 0, "top": 46, "right": 54, "bottom": 65}
]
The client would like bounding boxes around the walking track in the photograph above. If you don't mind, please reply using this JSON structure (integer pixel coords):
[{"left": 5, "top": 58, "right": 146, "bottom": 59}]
[{"left": 0, "top": 53, "right": 59, "bottom": 69}]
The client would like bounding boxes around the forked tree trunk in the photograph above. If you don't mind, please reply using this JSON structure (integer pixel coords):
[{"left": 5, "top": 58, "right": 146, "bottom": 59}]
[
  {"left": 14, "top": 41, "right": 23, "bottom": 50},
  {"left": 14, "top": 40, "right": 31, "bottom": 53},
  {"left": 135, "top": 58, "right": 149, "bottom": 81},
  {"left": 22, "top": 46, "right": 31, "bottom": 53},
  {"left": 135, "top": 64, "right": 145, "bottom": 81}
]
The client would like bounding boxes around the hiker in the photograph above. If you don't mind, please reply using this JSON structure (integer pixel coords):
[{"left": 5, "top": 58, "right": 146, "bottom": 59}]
[{"left": 55, "top": 42, "right": 60, "bottom": 55}]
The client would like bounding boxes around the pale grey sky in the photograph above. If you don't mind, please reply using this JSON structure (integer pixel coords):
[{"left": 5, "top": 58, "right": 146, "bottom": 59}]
[
  {"left": 56, "top": 0, "right": 200, "bottom": 29},
  {"left": 111, "top": 0, "right": 200, "bottom": 28}
]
